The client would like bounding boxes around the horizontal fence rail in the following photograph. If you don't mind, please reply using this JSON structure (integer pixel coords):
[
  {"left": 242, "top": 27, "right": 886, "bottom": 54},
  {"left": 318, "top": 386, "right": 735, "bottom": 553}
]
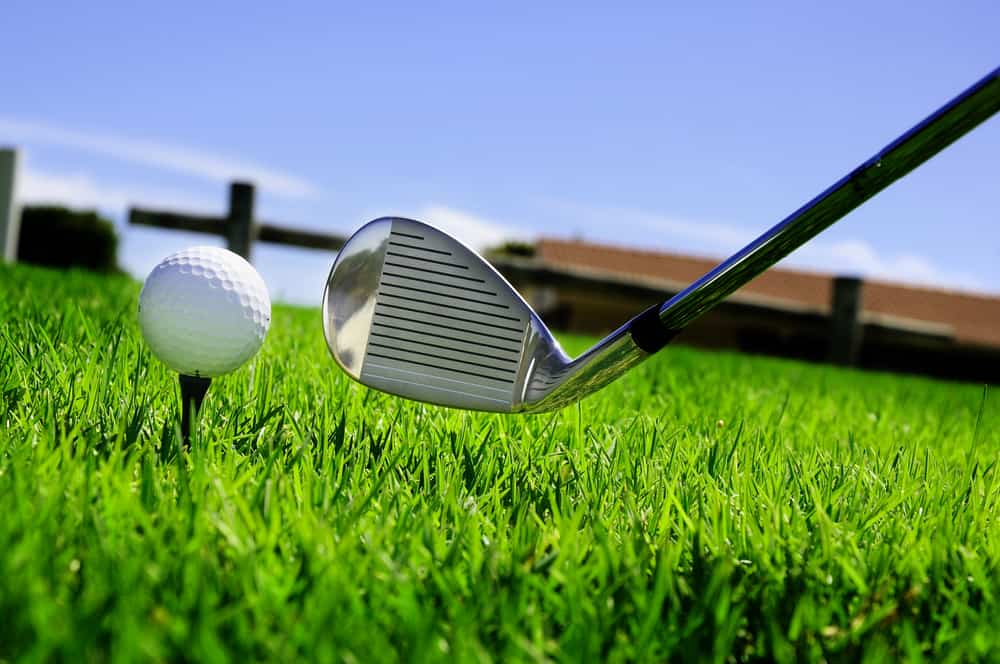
[
  {"left": 127, "top": 181, "right": 346, "bottom": 261},
  {"left": 129, "top": 208, "right": 347, "bottom": 252}
]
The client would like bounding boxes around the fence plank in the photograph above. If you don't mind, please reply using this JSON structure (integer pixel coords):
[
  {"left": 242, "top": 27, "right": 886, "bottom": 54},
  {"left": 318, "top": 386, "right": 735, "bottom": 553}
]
[
  {"left": 258, "top": 224, "right": 345, "bottom": 251},
  {"left": 0, "top": 148, "right": 20, "bottom": 263},
  {"left": 830, "top": 276, "right": 864, "bottom": 365},
  {"left": 129, "top": 208, "right": 224, "bottom": 235},
  {"left": 226, "top": 182, "right": 256, "bottom": 260}
]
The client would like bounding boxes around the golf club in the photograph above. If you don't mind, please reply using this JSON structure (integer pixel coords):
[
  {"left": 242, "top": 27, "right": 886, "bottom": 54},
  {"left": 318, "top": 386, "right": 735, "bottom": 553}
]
[{"left": 323, "top": 67, "right": 999, "bottom": 413}]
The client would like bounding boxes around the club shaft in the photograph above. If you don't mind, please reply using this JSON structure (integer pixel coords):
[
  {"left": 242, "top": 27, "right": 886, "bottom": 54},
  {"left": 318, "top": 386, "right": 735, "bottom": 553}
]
[{"left": 657, "top": 67, "right": 1000, "bottom": 332}]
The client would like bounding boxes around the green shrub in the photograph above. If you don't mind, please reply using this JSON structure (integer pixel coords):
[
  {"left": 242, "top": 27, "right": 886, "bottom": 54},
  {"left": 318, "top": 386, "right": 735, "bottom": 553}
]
[
  {"left": 17, "top": 206, "right": 120, "bottom": 272},
  {"left": 487, "top": 240, "right": 536, "bottom": 258}
]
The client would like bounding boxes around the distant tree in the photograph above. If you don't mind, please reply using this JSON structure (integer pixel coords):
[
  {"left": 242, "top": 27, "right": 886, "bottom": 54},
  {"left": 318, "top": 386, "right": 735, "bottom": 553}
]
[
  {"left": 486, "top": 240, "right": 536, "bottom": 258},
  {"left": 17, "top": 206, "right": 120, "bottom": 273}
]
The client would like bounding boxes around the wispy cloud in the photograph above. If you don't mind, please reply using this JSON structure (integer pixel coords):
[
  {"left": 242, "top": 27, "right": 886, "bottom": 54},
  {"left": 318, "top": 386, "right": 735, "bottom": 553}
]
[
  {"left": 539, "top": 198, "right": 753, "bottom": 253},
  {"left": 0, "top": 117, "right": 317, "bottom": 199},
  {"left": 19, "top": 167, "right": 218, "bottom": 216},
  {"left": 416, "top": 204, "right": 530, "bottom": 250},
  {"left": 796, "top": 240, "right": 985, "bottom": 291},
  {"left": 619, "top": 208, "right": 755, "bottom": 252}
]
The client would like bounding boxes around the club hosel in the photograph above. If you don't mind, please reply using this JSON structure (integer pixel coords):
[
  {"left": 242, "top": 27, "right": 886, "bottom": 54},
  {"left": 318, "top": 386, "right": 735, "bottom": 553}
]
[{"left": 628, "top": 303, "right": 680, "bottom": 354}]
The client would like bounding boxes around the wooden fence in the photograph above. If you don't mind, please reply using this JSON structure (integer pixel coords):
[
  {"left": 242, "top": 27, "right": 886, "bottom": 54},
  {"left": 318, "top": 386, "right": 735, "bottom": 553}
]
[{"left": 129, "top": 181, "right": 346, "bottom": 260}]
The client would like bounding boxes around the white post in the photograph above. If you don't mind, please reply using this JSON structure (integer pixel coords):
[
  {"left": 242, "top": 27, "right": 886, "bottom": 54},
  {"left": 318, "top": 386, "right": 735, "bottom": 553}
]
[{"left": 0, "top": 148, "right": 20, "bottom": 263}]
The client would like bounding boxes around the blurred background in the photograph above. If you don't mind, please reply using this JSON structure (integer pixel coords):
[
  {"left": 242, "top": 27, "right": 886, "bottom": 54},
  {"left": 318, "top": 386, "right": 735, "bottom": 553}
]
[{"left": 1, "top": 0, "right": 997, "bottom": 379}]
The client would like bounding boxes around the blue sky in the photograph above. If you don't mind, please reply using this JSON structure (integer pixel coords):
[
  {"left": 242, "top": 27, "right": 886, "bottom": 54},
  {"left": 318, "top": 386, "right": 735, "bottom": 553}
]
[{"left": 2, "top": 1, "right": 997, "bottom": 303}]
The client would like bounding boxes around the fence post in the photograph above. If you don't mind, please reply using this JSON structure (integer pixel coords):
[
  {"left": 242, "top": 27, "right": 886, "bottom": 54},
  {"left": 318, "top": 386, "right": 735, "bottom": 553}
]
[
  {"left": 0, "top": 148, "right": 20, "bottom": 263},
  {"left": 830, "top": 276, "right": 863, "bottom": 366},
  {"left": 226, "top": 181, "right": 256, "bottom": 261}
]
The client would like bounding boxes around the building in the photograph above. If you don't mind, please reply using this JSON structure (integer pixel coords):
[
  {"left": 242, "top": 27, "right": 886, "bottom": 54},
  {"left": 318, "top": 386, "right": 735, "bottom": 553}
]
[{"left": 492, "top": 239, "right": 1000, "bottom": 383}]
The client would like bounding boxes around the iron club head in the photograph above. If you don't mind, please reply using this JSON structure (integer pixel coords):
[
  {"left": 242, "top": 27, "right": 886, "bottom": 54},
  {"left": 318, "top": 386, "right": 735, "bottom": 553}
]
[{"left": 322, "top": 217, "right": 654, "bottom": 413}]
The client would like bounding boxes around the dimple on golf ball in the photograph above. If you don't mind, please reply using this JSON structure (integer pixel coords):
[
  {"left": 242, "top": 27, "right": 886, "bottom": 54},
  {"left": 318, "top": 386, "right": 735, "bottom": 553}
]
[{"left": 138, "top": 246, "right": 271, "bottom": 378}]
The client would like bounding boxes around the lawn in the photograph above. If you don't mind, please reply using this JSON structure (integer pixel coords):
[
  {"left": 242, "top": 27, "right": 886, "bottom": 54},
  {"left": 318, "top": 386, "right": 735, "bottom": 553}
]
[{"left": 1, "top": 262, "right": 998, "bottom": 663}]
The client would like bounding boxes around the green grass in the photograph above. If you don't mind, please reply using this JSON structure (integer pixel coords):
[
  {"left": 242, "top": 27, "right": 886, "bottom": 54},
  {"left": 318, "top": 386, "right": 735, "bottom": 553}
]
[{"left": 1, "top": 262, "right": 999, "bottom": 663}]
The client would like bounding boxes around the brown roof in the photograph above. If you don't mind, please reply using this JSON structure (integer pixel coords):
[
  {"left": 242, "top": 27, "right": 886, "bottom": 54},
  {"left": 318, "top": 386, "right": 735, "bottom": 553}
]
[{"left": 538, "top": 238, "right": 1000, "bottom": 348}]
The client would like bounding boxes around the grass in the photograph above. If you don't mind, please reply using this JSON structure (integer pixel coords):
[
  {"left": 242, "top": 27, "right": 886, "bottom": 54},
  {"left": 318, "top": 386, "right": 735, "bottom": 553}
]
[{"left": 1, "top": 261, "right": 999, "bottom": 663}]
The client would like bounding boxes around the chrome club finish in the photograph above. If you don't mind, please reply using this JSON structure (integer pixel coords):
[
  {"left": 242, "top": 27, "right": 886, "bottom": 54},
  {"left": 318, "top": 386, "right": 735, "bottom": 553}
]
[
  {"left": 323, "top": 216, "right": 658, "bottom": 412},
  {"left": 324, "top": 67, "right": 1000, "bottom": 412},
  {"left": 323, "top": 217, "right": 540, "bottom": 411}
]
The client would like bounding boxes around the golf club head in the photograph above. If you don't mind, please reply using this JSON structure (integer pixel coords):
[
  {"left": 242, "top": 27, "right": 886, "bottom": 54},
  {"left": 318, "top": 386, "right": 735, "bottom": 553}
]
[{"left": 322, "top": 217, "right": 571, "bottom": 412}]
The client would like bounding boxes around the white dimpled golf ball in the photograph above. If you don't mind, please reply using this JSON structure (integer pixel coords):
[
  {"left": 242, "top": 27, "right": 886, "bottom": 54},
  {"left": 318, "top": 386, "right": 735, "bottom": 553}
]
[{"left": 138, "top": 246, "right": 271, "bottom": 377}]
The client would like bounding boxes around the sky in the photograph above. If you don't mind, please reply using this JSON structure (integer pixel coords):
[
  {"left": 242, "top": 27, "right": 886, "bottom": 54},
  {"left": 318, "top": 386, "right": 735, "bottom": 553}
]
[{"left": 1, "top": 1, "right": 997, "bottom": 304}]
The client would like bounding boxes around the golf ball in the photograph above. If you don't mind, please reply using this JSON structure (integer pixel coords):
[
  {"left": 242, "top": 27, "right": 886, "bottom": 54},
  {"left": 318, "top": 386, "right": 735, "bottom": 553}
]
[{"left": 138, "top": 246, "right": 271, "bottom": 377}]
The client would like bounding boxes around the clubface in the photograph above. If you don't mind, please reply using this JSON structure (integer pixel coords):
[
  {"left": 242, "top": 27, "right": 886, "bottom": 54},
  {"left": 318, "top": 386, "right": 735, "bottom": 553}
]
[
  {"left": 323, "top": 217, "right": 657, "bottom": 412},
  {"left": 323, "top": 218, "right": 554, "bottom": 411}
]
